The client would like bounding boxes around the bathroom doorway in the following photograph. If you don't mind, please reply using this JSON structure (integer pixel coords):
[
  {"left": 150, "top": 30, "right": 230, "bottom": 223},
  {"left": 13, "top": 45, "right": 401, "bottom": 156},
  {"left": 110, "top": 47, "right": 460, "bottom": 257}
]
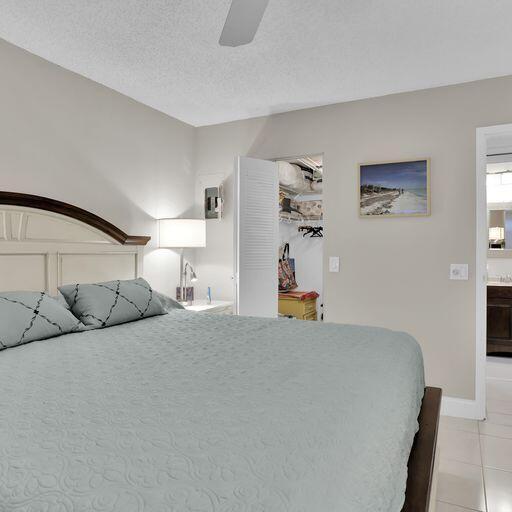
[{"left": 477, "top": 123, "right": 512, "bottom": 419}]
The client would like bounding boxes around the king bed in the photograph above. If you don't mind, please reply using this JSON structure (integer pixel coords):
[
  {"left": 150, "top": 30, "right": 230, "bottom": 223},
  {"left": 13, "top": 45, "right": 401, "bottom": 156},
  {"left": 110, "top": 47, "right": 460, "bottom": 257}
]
[{"left": 0, "top": 192, "right": 441, "bottom": 512}]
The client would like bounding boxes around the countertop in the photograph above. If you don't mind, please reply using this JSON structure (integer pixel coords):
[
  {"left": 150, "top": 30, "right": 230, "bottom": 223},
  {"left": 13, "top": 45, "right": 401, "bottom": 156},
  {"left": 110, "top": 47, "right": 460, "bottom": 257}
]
[{"left": 184, "top": 300, "right": 233, "bottom": 312}]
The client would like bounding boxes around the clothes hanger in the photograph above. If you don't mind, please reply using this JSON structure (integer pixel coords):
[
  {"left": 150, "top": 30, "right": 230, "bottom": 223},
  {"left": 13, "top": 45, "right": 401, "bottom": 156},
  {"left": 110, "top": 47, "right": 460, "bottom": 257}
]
[{"left": 298, "top": 225, "right": 323, "bottom": 238}]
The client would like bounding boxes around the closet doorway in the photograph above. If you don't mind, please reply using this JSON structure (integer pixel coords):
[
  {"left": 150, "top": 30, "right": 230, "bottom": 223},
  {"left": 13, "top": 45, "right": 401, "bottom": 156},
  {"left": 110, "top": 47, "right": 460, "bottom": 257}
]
[
  {"left": 233, "top": 154, "right": 324, "bottom": 321},
  {"left": 276, "top": 155, "right": 324, "bottom": 321}
]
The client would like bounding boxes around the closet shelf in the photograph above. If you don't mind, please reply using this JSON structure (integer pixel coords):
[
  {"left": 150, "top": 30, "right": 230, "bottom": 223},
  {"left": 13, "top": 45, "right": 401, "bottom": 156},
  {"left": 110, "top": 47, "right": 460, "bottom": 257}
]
[
  {"left": 279, "top": 184, "right": 322, "bottom": 198},
  {"left": 279, "top": 212, "right": 323, "bottom": 222}
]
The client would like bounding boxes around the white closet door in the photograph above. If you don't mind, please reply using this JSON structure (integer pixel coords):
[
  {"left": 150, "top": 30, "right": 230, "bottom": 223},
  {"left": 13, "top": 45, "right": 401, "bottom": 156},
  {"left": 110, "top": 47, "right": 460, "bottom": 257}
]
[{"left": 234, "top": 156, "right": 279, "bottom": 317}]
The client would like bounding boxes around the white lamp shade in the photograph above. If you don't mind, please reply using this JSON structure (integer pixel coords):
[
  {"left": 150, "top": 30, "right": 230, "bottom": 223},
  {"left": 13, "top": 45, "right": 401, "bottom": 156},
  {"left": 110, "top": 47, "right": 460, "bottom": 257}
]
[
  {"left": 159, "top": 219, "right": 206, "bottom": 248},
  {"left": 489, "top": 210, "right": 505, "bottom": 229},
  {"left": 489, "top": 227, "right": 505, "bottom": 240}
]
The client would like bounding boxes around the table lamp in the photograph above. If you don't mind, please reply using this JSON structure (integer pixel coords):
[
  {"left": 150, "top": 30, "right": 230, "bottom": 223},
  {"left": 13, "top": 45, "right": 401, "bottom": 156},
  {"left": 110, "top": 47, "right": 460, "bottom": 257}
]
[
  {"left": 158, "top": 218, "right": 206, "bottom": 305},
  {"left": 489, "top": 210, "right": 505, "bottom": 247}
]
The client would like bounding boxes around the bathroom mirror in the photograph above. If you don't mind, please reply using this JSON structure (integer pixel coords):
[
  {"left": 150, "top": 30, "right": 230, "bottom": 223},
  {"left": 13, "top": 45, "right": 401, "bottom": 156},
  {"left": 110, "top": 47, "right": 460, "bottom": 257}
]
[{"left": 488, "top": 209, "right": 512, "bottom": 250}]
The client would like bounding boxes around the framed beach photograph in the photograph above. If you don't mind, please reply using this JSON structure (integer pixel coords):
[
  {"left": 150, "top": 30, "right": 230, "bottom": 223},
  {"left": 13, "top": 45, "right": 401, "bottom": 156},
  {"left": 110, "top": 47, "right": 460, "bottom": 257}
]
[{"left": 359, "top": 159, "right": 430, "bottom": 217}]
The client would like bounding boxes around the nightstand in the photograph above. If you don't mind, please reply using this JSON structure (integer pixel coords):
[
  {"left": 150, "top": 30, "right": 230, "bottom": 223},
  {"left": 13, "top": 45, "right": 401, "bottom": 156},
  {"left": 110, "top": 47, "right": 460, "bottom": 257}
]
[{"left": 184, "top": 300, "right": 233, "bottom": 314}]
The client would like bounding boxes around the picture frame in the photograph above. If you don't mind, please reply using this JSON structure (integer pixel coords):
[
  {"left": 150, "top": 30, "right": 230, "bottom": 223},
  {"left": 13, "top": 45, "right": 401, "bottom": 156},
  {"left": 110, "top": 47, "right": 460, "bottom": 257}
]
[{"left": 359, "top": 158, "right": 431, "bottom": 218}]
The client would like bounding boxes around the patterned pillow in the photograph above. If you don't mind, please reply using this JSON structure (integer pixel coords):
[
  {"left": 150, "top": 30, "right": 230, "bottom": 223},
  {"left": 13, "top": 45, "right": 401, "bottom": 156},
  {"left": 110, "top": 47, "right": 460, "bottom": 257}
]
[
  {"left": 59, "top": 278, "right": 166, "bottom": 328},
  {"left": 153, "top": 290, "right": 185, "bottom": 311},
  {"left": 0, "top": 292, "right": 82, "bottom": 351}
]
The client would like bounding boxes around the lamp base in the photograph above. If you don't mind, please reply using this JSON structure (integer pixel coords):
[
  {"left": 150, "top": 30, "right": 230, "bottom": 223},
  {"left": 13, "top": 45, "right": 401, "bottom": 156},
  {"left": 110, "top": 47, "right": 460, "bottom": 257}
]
[{"left": 176, "top": 286, "right": 194, "bottom": 304}]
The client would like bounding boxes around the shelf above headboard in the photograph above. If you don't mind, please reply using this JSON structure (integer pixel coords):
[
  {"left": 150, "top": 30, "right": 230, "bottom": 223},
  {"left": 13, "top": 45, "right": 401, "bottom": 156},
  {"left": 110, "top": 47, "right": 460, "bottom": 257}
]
[{"left": 0, "top": 191, "right": 150, "bottom": 246}]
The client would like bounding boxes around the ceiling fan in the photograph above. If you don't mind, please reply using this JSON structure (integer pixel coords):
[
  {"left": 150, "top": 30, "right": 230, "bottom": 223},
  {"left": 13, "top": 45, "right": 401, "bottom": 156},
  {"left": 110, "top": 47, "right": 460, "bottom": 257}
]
[{"left": 219, "top": 0, "right": 270, "bottom": 47}]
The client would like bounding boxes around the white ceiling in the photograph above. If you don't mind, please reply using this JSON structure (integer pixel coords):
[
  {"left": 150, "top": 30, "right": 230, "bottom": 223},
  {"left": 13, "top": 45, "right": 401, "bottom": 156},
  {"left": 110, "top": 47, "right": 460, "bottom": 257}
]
[{"left": 1, "top": 0, "right": 512, "bottom": 126}]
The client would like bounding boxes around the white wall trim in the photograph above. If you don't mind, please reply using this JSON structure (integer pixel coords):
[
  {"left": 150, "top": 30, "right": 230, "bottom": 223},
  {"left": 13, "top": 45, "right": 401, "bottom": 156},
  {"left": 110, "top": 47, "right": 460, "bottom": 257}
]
[
  {"left": 474, "top": 123, "right": 512, "bottom": 421},
  {"left": 441, "top": 396, "right": 481, "bottom": 420}
]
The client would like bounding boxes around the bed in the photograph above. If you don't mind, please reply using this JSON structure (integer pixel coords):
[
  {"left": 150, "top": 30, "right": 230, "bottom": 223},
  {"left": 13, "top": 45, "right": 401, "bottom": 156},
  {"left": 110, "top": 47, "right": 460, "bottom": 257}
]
[{"left": 0, "top": 192, "right": 441, "bottom": 512}]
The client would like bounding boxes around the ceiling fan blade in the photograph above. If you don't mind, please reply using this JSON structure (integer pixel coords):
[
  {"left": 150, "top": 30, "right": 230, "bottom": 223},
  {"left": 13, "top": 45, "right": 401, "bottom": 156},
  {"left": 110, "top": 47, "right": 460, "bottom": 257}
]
[{"left": 219, "top": 0, "right": 270, "bottom": 47}]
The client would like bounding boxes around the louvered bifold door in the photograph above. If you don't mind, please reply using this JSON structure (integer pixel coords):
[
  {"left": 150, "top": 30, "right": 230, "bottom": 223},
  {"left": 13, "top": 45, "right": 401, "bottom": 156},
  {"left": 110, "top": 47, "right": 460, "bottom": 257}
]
[{"left": 234, "top": 156, "right": 279, "bottom": 317}]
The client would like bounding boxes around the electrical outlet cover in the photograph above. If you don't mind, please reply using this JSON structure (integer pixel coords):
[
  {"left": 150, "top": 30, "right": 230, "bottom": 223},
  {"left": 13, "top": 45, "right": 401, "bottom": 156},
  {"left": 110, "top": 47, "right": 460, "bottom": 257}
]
[
  {"left": 450, "top": 263, "right": 468, "bottom": 280},
  {"left": 329, "top": 256, "right": 340, "bottom": 273}
]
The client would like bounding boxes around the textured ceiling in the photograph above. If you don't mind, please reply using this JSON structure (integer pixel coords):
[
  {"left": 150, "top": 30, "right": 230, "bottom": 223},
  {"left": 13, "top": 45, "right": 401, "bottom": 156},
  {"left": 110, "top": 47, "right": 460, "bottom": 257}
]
[{"left": 1, "top": 1, "right": 512, "bottom": 126}]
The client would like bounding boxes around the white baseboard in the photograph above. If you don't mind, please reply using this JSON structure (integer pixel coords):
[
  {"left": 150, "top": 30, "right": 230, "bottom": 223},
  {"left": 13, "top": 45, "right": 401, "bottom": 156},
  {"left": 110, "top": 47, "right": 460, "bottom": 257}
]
[{"left": 441, "top": 396, "right": 484, "bottom": 420}]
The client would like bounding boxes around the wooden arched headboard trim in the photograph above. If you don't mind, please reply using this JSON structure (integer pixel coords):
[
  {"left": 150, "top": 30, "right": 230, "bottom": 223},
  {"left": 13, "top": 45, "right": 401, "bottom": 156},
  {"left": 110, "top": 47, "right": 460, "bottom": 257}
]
[{"left": 0, "top": 191, "right": 150, "bottom": 246}]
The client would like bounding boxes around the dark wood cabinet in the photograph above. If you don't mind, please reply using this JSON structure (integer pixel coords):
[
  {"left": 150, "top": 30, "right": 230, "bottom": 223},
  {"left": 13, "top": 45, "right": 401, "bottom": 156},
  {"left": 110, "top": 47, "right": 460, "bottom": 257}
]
[{"left": 487, "top": 285, "right": 512, "bottom": 355}]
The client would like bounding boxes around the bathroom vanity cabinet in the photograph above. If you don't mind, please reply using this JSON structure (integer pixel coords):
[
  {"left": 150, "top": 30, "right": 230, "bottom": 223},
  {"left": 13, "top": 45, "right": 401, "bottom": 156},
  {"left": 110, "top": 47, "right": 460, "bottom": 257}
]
[{"left": 488, "top": 284, "right": 512, "bottom": 355}]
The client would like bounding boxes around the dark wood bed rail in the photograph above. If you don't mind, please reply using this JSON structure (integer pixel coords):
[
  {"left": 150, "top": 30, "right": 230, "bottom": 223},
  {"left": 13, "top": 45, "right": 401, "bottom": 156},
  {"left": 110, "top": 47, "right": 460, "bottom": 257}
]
[
  {"left": 0, "top": 191, "right": 150, "bottom": 246},
  {"left": 402, "top": 386, "right": 442, "bottom": 512}
]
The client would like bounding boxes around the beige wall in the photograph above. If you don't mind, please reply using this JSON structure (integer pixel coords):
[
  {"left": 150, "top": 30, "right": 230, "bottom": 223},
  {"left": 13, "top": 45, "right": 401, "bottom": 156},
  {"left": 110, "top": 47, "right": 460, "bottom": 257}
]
[
  {"left": 195, "top": 76, "right": 512, "bottom": 400},
  {"left": 0, "top": 39, "right": 196, "bottom": 295}
]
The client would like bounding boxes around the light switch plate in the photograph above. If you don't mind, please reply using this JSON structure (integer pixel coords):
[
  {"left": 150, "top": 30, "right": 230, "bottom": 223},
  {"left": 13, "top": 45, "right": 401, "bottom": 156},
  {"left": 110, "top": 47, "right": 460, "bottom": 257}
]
[
  {"left": 329, "top": 256, "right": 340, "bottom": 273},
  {"left": 450, "top": 263, "right": 468, "bottom": 280}
]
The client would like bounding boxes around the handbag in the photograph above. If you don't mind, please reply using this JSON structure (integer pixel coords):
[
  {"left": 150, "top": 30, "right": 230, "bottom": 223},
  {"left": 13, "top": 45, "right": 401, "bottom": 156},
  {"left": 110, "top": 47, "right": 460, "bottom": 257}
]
[{"left": 278, "top": 243, "right": 298, "bottom": 291}]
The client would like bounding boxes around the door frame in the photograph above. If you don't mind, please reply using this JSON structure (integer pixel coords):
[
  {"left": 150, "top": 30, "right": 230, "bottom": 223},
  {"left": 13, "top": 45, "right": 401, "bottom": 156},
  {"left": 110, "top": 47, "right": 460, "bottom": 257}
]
[{"left": 475, "top": 123, "right": 512, "bottom": 420}]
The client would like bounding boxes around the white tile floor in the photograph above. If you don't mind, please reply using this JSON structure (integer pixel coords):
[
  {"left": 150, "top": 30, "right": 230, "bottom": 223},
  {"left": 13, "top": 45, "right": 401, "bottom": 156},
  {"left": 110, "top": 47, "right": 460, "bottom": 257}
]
[{"left": 436, "top": 357, "right": 512, "bottom": 512}]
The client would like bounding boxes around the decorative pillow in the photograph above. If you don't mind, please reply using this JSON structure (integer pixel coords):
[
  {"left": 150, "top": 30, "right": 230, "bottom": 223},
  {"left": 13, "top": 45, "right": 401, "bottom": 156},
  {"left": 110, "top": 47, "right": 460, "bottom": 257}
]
[
  {"left": 154, "top": 290, "right": 185, "bottom": 311},
  {"left": 0, "top": 291, "right": 82, "bottom": 351},
  {"left": 51, "top": 292, "right": 71, "bottom": 310},
  {"left": 59, "top": 278, "right": 166, "bottom": 328}
]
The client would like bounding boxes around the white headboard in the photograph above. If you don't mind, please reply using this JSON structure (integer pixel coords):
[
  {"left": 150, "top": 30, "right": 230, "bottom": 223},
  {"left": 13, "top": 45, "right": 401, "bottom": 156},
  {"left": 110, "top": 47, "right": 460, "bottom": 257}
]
[{"left": 0, "top": 192, "right": 150, "bottom": 294}]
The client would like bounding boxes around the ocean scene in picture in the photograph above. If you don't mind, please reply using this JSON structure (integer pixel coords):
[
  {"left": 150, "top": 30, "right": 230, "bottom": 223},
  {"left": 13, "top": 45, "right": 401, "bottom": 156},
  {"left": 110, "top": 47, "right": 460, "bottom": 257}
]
[{"left": 360, "top": 159, "right": 429, "bottom": 216}]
